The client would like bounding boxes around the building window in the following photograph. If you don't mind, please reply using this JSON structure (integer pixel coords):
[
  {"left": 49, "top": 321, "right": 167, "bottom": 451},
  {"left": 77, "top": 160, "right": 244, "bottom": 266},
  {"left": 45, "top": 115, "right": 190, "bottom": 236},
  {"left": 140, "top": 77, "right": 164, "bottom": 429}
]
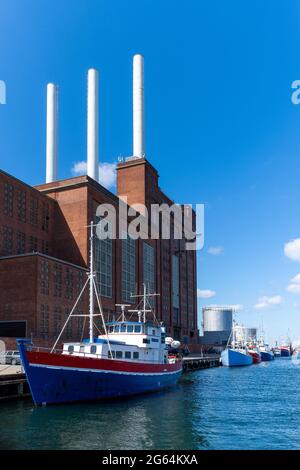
[
  {"left": 53, "top": 306, "right": 62, "bottom": 335},
  {"left": 40, "top": 304, "right": 49, "bottom": 339},
  {"left": 143, "top": 243, "right": 155, "bottom": 307},
  {"left": 64, "top": 309, "right": 73, "bottom": 339},
  {"left": 172, "top": 255, "right": 180, "bottom": 325},
  {"left": 76, "top": 314, "right": 84, "bottom": 339},
  {"left": 29, "top": 235, "right": 38, "bottom": 252},
  {"left": 122, "top": 235, "right": 136, "bottom": 303},
  {"left": 17, "top": 190, "right": 26, "bottom": 222},
  {"left": 65, "top": 268, "right": 74, "bottom": 300},
  {"left": 94, "top": 219, "right": 112, "bottom": 298},
  {"left": 3, "top": 183, "right": 13, "bottom": 217},
  {"left": 3, "top": 226, "right": 13, "bottom": 255},
  {"left": 41, "top": 240, "right": 49, "bottom": 255},
  {"left": 16, "top": 231, "right": 26, "bottom": 254},
  {"left": 41, "top": 260, "right": 49, "bottom": 295},
  {"left": 42, "top": 202, "right": 49, "bottom": 232},
  {"left": 29, "top": 197, "right": 38, "bottom": 226},
  {"left": 53, "top": 264, "right": 62, "bottom": 298}
]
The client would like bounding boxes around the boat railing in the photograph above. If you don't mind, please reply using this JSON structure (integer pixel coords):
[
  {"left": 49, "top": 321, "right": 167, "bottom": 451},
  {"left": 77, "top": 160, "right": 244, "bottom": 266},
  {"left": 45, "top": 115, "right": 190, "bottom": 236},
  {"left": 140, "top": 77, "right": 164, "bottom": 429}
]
[{"left": 27, "top": 344, "right": 181, "bottom": 364}]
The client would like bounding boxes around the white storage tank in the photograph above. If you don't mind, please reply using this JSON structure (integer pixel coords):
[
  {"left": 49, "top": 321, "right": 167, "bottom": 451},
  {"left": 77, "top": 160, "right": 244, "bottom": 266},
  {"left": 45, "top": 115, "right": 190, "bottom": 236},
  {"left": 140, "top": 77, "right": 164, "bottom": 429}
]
[{"left": 203, "top": 306, "right": 233, "bottom": 332}]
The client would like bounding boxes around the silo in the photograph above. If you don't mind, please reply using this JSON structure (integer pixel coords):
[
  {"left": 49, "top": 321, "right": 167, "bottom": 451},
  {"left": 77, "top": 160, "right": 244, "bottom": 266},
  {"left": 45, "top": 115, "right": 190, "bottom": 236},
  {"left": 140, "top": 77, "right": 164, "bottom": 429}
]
[
  {"left": 203, "top": 306, "right": 233, "bottom": 332},
  {"left": 201, "top": 306, "right": 233, "bottom": 347}
]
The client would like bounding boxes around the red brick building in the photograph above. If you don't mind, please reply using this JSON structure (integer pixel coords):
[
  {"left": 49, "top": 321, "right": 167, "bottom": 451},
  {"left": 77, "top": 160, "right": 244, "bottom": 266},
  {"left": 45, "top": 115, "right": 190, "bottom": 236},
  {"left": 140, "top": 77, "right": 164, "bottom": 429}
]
[{"left": 0, "top": 157, "right": 198, "bottom": 350}]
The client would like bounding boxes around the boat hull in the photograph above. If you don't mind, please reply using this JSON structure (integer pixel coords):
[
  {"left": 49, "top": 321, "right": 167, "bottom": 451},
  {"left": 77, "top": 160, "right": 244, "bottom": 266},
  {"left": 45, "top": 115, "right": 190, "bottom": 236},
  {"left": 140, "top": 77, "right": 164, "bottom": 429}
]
[
  {"left": 280, "top": 348, "right": 291, "bottom": 357},
  {"left": 221, "top": 348, "right": 253, "bottom": 367},
  {"left": 260, "top": 351, "right": 274, "bottom": 361},
  {"left": 18, "top": 340, "right": 182, "bottom": 406},
  {"left": 248, "top": 351, "right": 261, "bottom": 364}
]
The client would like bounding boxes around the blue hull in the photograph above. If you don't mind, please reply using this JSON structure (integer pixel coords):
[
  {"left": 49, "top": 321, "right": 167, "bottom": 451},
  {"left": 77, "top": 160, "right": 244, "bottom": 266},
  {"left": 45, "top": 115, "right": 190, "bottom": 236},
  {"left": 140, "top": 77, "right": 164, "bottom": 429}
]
[
  {"left": 260, "top": 351, "right": 274, "bottom": 361},
  {"left": 221, "top": 348, "right": 253, "bottom": 367},
  {"left": 23, "top": 365, "right": 182, "bottom": 406},
  {"left": 281, "top": 349, "right": 291, "bottom": 357}
]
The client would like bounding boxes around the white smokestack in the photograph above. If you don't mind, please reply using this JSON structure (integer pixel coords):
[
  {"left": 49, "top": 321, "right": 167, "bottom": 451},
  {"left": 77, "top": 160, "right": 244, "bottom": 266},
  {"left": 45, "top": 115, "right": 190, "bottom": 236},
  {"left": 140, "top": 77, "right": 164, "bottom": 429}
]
[
  {"left": 133, "top": 54, "right": 145, "bottom": 158},
  {"left": 46, "top": 83, "right": 58, "bottom": 183},
  {"left": 87, "top": 68, "right": 99, "bottom": 182}
]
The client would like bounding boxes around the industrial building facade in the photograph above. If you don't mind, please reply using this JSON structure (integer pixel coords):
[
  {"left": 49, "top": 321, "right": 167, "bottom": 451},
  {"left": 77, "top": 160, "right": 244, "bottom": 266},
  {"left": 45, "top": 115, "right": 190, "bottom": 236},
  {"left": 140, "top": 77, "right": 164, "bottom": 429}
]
[{"left": 0, "top": 158, "right": 198, "bottom": 350}]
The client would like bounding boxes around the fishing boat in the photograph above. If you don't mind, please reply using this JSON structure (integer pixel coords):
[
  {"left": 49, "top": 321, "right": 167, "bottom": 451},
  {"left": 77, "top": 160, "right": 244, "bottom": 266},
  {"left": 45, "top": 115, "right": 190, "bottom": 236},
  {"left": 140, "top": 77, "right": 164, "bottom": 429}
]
[
  {"left": 247, "top": 344, "right": 262, "bottom": 364},
  {"left": 18, "top": 223, "right": 182, "bottom": 406},
  {"left": 259, "top": 345, "right": 274, "bottom": 361},
  {"left": 280, "top": 346, "right": 291, "bottom": 357},
  {"left": 221, "top": 323, "right": 253, "bottom": 367}
]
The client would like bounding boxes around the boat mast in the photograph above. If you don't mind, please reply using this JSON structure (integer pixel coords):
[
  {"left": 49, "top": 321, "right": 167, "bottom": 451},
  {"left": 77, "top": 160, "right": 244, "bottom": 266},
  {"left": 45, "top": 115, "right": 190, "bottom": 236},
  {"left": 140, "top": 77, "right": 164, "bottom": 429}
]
[{"left": 89, "top": 221, "right": 95, "bottom": 343}]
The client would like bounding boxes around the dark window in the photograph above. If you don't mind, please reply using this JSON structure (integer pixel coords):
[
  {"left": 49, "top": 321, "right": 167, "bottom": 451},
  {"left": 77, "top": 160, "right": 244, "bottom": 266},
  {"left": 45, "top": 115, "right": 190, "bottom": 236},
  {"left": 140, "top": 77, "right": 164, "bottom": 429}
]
[
  {"left": 133, "top": 352, "right": 139, "bottom": 359},
  {"left": 68, "top": 345, "right": 74, "bottom": 353},
  {"left": 29, "top": 235, "right": 38, "bottom": 252},
  {"left": 134, "top": 325, "right": 141, "bottom": 333},
  {"left": 90, "top": 345, "right": 97, "bottom": 354},
  {"left": 65, "top": 268, "right": 74, "bottom": 300},
  {"left": 40, "top": 260, "right": 49, "bottom": 295},
  {"left": 29, "top": 197, "right": 38, "bottom": 226},
  {"left": 108, "top": 350, "right": 115, "bottom": 359},
  {"left": 53, "top": 306, "right": 62, "bottom": 335},
  {"left": 127, "top": 325, "right": 134, "bottom": 333},
  {"left": 3, "top": 183, "right": 13, "bottom": 217},
  {"left": 42, "top": 202, "right": 49, "bottom": 232},
  {"left": 0, "top": 321, "right": 26, "bottom": 338},
  {"left": 125, "top": 351, "right": 131, "bottom": 359},
  {"left": 121, "top": 325, "right": 126, "bottom": 333},
  {"left": 116, "top": 351, "right": 122, "bottom": 359},
  {"left": 53, "top": 264, "right": 62, "bottom": 298},
  {"left": 3, "top": 226, "right": 13, "bottom": 254},
  {"left": 40, "top": 304, "right": 49, "bottom": 339},
  {"left": 17, "top": 190, "right": 26, "bottom": 222},
  {"left": 16, "top": 231, "right": 26, "bottom": 254}
]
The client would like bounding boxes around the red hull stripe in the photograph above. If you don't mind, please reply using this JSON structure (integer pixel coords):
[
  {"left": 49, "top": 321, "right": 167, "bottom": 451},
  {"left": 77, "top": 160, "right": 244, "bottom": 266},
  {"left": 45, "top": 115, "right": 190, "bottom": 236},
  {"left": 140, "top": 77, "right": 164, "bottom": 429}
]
[{"left": 27, "top": 351, "right": 182, "bottom": 374}]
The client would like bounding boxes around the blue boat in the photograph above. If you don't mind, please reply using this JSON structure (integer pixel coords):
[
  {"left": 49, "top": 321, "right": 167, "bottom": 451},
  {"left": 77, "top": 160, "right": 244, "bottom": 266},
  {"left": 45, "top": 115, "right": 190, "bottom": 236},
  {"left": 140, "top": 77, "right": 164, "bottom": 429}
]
[
  {"left": 260, "top": 350, "right": 274, "bottom": 361},
  {"left": 17, "top": 223, "right": 182, "bottom": 406},
  {"left": 221, "top": 348, "right": 253, "bottom": 367}
]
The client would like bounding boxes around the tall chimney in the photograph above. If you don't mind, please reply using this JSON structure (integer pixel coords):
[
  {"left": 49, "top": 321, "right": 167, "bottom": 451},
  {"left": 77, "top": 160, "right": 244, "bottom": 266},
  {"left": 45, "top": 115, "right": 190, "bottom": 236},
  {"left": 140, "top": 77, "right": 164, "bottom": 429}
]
[
  {"left": 87, "top": 68, "right": 99, "bottom": 182},
  {"left": 46, "top": 83, "right": 58, "bottom": 183},
  {"left": 133, "top": 54, "right": 145, "bottom": 158}
]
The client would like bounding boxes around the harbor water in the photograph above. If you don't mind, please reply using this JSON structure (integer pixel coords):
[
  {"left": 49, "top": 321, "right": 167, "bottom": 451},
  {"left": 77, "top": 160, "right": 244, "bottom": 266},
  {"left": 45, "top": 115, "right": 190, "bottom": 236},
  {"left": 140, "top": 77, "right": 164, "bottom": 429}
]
[{"left": 1, "top": 357, "right": 300, "bottom": 450}]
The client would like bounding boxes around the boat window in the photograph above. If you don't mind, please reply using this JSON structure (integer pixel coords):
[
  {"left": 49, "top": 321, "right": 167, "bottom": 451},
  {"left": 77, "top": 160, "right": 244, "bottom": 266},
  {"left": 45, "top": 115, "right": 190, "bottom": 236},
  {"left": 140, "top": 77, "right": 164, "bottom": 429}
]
[
  {"left": 125, "top": 351, "right": 131, "bottom": 359},
  {"left": 90, "top": 345, "right": 97, "bottom": 354},
  {"left": 120, "top": 324, "right": 126, "bottom": 333},
  {"left": 108, "top": 350, "right": 115, "bottom": 359},
  {"left": 108, "top": 326, "right": 113, "bottom": 333},
  {"left": 68, "top": 345, "right": 74, "bottom": 353},
  {"left": 114, "top": 325, "right": 120, "bottom": 333},
  {"left": 127, "top": 325, "right": 134, "bottom": 333},
  {"left": 133, "top": 352, "right": 139, "bottom": 359},
  {"left": 116, "top": 351, "right": 123, "bottom": 359},
  {"left": 152, "top": 329, "right": 156, "bottom": 336},
  {"left": 134, "top": 325, "right": 141, "bottom": 333}
]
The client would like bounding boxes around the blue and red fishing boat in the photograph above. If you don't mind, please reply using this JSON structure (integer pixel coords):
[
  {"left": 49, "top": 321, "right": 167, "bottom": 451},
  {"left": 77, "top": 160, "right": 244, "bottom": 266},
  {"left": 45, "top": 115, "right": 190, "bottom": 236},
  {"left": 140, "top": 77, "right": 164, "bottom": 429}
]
[
  {"left": 221, "top": 322, "right": 253, "bottom": 367},
  {"left": 18, "top": 223, "right": 182, "bottom": 406}
]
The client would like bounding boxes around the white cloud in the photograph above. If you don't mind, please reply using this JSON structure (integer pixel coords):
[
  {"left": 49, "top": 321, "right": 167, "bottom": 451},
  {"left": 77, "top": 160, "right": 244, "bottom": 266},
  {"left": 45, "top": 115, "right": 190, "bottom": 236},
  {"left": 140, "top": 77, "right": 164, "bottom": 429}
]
[
  {"left": 254, "top": 295, "right": 284, "bottom": 310},
  {"left": 286, "top": 273, "right": 300, "bottom": 294},
  {"left": 197, "top": 289, "right": 216, "bottom": 299},
  {"left": 71, "top": 161, "right": 117, "bottom": 190},
  {"left": 284, "top": 238, "right": 300, "bottom": 262},
  {"left": 287, "top": 284, "right": 300, "bottom": 294},
  {"left": 207, "top": 246, "right": 224, "bottom": 256}
]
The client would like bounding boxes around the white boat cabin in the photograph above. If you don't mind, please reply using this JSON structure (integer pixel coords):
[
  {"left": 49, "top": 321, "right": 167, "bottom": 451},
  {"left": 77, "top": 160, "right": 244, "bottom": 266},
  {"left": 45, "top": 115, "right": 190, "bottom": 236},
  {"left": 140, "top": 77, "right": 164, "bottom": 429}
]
[{"left": 62, "top": 321, "right": 169, "bottom": 364}]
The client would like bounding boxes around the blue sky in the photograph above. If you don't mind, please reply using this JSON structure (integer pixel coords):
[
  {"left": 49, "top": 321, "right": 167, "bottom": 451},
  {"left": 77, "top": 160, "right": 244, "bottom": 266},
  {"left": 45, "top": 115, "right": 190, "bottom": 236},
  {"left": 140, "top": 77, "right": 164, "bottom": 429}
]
[{"left": 1, "top": 0, "right": 300, "bottom": 343}]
